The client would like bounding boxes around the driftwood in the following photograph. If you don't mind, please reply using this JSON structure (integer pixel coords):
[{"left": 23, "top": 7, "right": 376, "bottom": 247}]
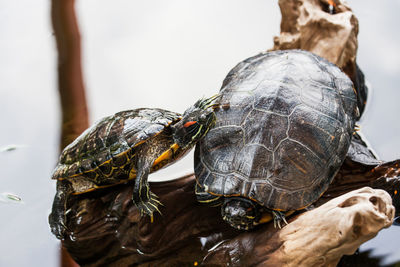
[
  {"left": 271, "top": 0, "right": 358, "bottom": 74},
  {"left": 202, "top": 187, "right": 394, "bottom": 267},
  {"left": 50, "top": 0, "right": 400, "bottom": 266},
  {"left": 270, "top": 0, "right": 368, "bottom": 117}
]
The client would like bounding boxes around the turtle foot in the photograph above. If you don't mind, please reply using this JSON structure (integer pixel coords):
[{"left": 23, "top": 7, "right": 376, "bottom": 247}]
[
  {"left": 49, "top": 208, "right": 69, "bottom": 240},
  {"left": 272, "top": 210, "right": 288, "bottom": 228},
  {"left": 49, "top": 180, "right": 71, "bottom": 240},
  {"left": 135, "top": 192, "right": 163, "bottom": 221}
]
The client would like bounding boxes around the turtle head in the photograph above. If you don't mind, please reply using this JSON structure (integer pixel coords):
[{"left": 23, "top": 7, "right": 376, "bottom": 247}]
[
  {"left": 222, "top": 198, "right": 261, "bottom": 230},
  {"left": 172, "top": 94, "right": 219, "bottom": 149}
]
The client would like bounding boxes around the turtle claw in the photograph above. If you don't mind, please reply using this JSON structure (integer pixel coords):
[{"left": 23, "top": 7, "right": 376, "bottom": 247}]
[
  {"left": 282, "top": 215, "right": 288, "bottom": 225},
  {"left": 48, "top": 209, "right": 70, "bottom": 240},
  {"left": 135, "top": 192, "right": 163, "bottom": 221},
  {"left": 49, "top": 181, "right": 72, "bottom": 240},
  {"left": 49, "top": 216, "right": 67, "bottom": 240},
  {"left": 273, "top": 217, "right": 282, "bottom": 229},
  {"left": 149, "top": 192, "right": 163, "bottom": 207},
  {"left": 272, "top": 210, "right": 287, "bottom": 229}
]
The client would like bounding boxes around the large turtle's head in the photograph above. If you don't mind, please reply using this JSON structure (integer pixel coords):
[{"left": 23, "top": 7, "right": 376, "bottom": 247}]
[{"left": 172, "top": 94, "right": 219, "bottom": 149}]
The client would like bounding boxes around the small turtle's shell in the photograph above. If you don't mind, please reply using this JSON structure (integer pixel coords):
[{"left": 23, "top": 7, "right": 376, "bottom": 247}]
[
  {"left": 52, "top": 108, "right": 181, "bottom": 189},
  {"left": 195, "top": 50, "right": 358, "bottom": 211}
]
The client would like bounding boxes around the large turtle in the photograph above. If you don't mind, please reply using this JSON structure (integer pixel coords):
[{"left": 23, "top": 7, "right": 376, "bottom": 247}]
[
  {"left": 49, "top": 95, "right": 217, "bottom": 238},
  {"left": 194, "top": 50, "right": 359, "bottom": 230}
]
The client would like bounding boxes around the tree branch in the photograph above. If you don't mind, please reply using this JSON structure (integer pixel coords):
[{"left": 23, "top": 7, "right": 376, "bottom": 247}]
[{"left": 51, "top": 0, "right": 88, "bottom": 266}]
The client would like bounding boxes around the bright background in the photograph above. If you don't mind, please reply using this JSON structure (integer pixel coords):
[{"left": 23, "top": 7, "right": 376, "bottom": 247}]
[{"left": 0, "top": 1, "right": 399, "bottom": 266}]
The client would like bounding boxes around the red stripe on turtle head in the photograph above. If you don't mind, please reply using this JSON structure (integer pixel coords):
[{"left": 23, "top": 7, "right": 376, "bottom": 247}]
[{"left": 184, "top": 121, "right": 197, "bottom": 128}]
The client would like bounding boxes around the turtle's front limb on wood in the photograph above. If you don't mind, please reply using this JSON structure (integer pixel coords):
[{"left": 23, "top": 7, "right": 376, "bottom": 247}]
[
  {"left": 271, "top": 210, "right": 288, "bottom": 229},
  {"left": 131, "top": 139, "right": 177, "bottom": 220},
  {"left": 132, "top": 156, "right": 162, "bottom": 220},
  {"left": 48, "top": 180, "right": 73, "bottom": 239}
]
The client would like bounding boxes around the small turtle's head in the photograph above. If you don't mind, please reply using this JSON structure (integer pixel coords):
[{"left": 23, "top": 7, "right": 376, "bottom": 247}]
[{"left": 172, "top": 94, "right": 219, "bottom": 149}]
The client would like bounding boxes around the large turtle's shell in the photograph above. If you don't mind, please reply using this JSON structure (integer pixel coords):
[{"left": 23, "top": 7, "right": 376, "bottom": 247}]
[
  {"left": 194, "top": 50, "right": 358, "bottom": 211},
  {"left": 52, "top": 108, "right": 181, "bottom": 182}
]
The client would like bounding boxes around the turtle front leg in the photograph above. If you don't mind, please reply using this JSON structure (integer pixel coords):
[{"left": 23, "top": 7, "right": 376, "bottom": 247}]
[
  {"left": 49, "top": 180, "right": 72, "bottom": 239},
  {"left": 272, "top": 210, "right": 288, "bottom": 229},
  {"left": 132, "top": 157, "right": 162, "bottom": 221}
]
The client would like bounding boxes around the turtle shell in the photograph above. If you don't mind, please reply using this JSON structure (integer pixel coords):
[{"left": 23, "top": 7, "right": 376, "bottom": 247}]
[
  {"left": 194, "top": 50, "right": 358, "bottom": 211},
  {"left": 52, "top": 108, "right": 181, "bottom": 191}
]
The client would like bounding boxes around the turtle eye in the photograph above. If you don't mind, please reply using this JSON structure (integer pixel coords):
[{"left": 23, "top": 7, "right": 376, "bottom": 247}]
[{"left": 184, "top": 121, "right": 197, "bottom": 128}]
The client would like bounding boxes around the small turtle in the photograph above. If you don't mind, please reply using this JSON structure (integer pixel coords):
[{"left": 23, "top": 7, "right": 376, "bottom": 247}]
[
  {"left": 194, "top": 50, "right": 358, "bottom": 230},
  {"left": 50, "top": 95, "right": 217, "bottom": 238}
]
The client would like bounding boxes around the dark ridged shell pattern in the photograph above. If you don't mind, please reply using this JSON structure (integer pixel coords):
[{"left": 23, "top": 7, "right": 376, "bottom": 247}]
[
  {"left": 52, "top": 108, "right": 181, "bottom": 180},
  {"left": 195, "top": 50, "right": 357, "bottom": 211}
]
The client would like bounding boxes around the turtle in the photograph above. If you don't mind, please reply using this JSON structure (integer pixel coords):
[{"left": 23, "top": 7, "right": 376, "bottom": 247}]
[
  {"left": 49, "top": 95, "right": 218, "bottom": 238},
  {"left": 194, "top": 50, "right": 359, "bottom": 230}
]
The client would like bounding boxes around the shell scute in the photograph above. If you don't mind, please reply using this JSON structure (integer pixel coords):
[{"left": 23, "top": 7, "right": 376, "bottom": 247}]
[
  {"left": 243, "top": 110, "right": 288, "bottom": 151},
  {"left": 252, "top": 81, "right": 300, "bottom": 116},
  {"left": 233, "top": 144, "right": 273, "bottom": 179},
  {"left": 52, "top": 108, "right": 181, "bottom": 183}
]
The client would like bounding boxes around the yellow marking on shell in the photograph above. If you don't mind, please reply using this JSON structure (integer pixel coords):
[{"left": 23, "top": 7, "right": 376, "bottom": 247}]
[
  {"left": 59, "top": 120, "right": 181, "bottom": 180},
  {"left": 204, "top": 189, "right": 293, "bottom": 212},
  {"left": 198, "top": 171, "right": 332, "bottom": 213},
  {"left": 207, "top": 191, "right": 275, "bottom": 210},
  {"left": 134, "top": 139, "right": 146, "bottom": 148},
  {"left": 197, "top": 196, "right": 221, "bottom": 204},
  {"left": 62, "top": 157, "right": 112, "bottom": 179},
  {"left": 206, "top": 189, "right": 316, "bottom": 212},
  {"left": 208, "top": 191, "right": 242, "bottom": 198}
]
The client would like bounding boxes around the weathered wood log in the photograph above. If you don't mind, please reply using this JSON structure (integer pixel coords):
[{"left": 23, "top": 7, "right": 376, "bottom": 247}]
[
  {"left": 202, "top": 187, "right": 394, "bottom": 267},
  {"left": 271, "top": 0, "right": 358, "bottom": 80}
]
